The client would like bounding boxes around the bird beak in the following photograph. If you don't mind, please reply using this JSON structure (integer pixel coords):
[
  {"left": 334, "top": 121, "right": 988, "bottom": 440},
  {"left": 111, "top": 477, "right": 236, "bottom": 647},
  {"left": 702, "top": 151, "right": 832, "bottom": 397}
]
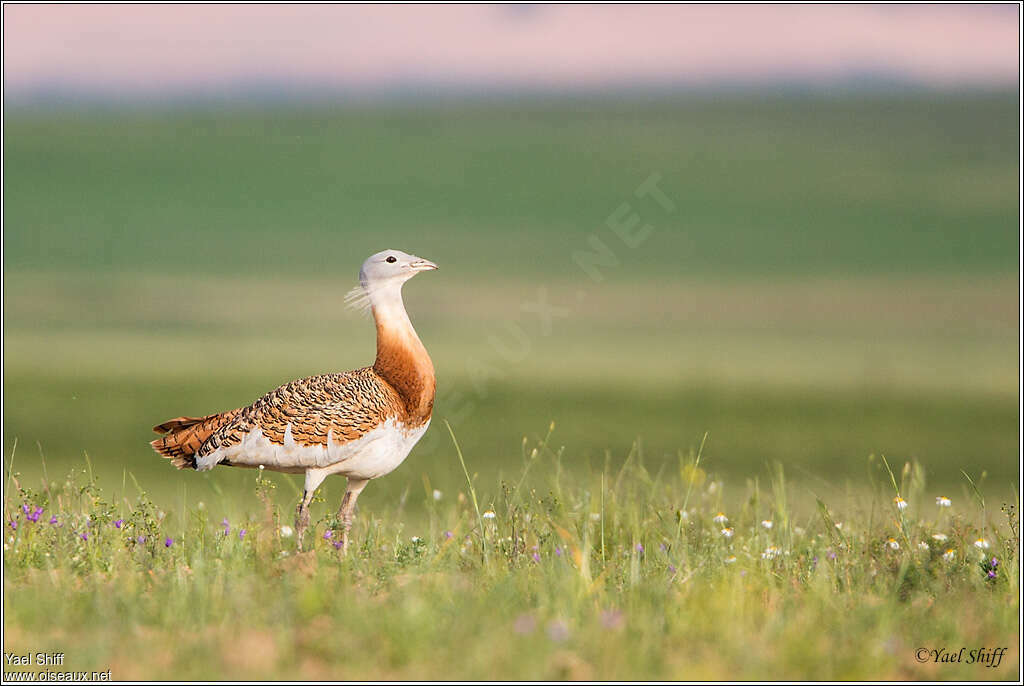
[{"left": 409, "top": 258, "right": 439, "bottom": 271}]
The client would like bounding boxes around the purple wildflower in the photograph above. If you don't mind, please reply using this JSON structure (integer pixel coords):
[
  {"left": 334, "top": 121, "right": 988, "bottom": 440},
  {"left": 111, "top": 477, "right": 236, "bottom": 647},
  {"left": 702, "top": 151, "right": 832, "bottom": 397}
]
[
  {"left": 828, "top": 551, "right": 837, "bottom": 561},
  {"left": 49, "top": 515, "right": 58, "bottom": 525},
  {"left": 659, "top": 543, "right": 667, "bottom": 552},
  {"left": 987, "top": 570, "right": 997, "bottom": 579},
  {"left": 8, "top": 519, "right": 17, "bottom": 531},
  {"left": 137, "top": 536, "right": 146, "bottom": 544},
  {"left": 333, "top": 540, "right": 344, "bottom": 550},
  {"left": 668, "top": 564, "right": 677, "bottom": 574},
  {"left": 513, "top": 614, "right": 536, "bottom": 635},
  {"left": 991, "top": 557, "right": 999, "bottom": 568},
  {"left": 21, "top": 504, "right": 30, "bottom": 515},
  {"left": 554, "top": 546, "right": 563, "bottom": 557},
  {"left": 238, "top": 529, "right": 247, "bottom": 540},
  {"left": 164, "top": 537, "right": 173, "bottom": 547},
  {"left": 546, "top": 619, "right": 570, "bottom": 643},
  {"left": 323, "top": 530, "right": 333, "bottom": 540},
  {"left": 600, "top": 609, "right": 625, "bottom": 631},
  {"left": 635, "top": 543, "right": 645, "bottom": 554},
  {"left": 26, "top": 507, "right": 43, "bottom": 523},
  {"left": 113, "top": 519, "right": 124, "bottom": 529},
  {"left": 80, "top": 531, "right": 88, "bottom": 541},
  {"left": 532, "top": 552, "right": 541, "bottom": 563},
  {"left": 444, "top": 530, "right": 453, "bottom": 540}
]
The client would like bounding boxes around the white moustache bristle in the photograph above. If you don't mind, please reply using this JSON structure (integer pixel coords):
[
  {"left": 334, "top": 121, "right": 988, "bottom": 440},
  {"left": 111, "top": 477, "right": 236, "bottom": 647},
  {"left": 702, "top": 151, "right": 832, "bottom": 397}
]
[{"left": 344, "top": 284, "right": 373, "bottom": 316}]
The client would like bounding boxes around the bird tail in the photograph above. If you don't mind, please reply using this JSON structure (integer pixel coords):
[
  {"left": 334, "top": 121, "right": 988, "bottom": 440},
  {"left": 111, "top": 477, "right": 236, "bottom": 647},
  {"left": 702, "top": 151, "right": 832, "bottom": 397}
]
[{"left": 150, "top": 410, "right": 240, "bottom": 470}]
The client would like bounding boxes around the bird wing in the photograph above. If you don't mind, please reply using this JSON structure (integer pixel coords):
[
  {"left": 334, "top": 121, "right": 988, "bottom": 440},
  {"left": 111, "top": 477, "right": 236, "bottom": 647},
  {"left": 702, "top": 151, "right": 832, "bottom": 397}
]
[{"left": 194, "top": 368, "right": 406, "bottom": 460}]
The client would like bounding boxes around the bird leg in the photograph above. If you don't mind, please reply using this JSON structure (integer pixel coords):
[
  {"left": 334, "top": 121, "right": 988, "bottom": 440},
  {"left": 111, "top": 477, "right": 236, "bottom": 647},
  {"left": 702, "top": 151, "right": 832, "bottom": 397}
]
[
  {"left": 296, "top": 469, "right": 329, "bottom": 551},
  {"left": 337, "top": 478, "right": 369, "bottom": 553},
  {"left": 295, "top": 489, "right": 314, "bottom": 551}
]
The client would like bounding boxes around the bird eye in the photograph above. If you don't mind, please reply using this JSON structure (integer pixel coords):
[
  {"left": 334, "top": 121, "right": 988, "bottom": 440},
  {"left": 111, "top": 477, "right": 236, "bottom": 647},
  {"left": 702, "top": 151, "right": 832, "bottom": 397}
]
[{"left": 386, "top": 256, "right": 397, "bottom": 263}]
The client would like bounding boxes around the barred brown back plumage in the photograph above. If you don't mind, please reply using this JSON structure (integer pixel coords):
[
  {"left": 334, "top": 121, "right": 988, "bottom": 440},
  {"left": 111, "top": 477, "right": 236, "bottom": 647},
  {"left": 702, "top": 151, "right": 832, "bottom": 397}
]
[{"left": 150, "top": 367, "right": 423, "bottom": 469}]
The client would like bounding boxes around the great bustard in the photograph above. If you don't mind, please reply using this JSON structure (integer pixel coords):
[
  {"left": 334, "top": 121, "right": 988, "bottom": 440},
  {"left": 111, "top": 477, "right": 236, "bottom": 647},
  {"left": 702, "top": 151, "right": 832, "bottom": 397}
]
[{"left": 151, "top": 250, "right": 438, "bottom": 549}]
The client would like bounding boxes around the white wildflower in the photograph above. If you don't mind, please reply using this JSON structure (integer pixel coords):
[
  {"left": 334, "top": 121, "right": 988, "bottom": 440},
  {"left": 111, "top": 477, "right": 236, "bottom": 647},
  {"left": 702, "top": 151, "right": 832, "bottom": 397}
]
[
  {"left": 721, "top": 527, "right": 734, "bottom": 539},
  {"left": 917, "top": 542, "right": 929, "bottom": 551},
  {"left": 887, "top": 537, "right": 900, "bottom": 550},
  {"left": 724, "top": 555, "right": 737, "bottom": 564},
  {"left": 761, "top": 546, "right": 780, "bottom": 560},
  {"left": 432, "top": 489, "right": 442, "bottom": 501},
  {"left": 893, "top": 497, "right": 908, "bottom": 511},
  {"left": 713, "top": 512, "right": 728, "bottom": 524},
  {"left": 761, "top": 520, "right": 773, "bottom": 529},
  {"left": 482, "top": 510, "right": 496, "bottom": 520},
  {"left": 942, "top": 549, "right": 956, "bottom": 561},
  {"left": 932, "top": 533, "right": 948, "bottom": 542},
  {"left": 974, "top": 538, "right": 990, "bottom": 550},
  {"left": 279, "top": 525, "right": 294, "bottom": 538},
  {"left": 935, "top": 496, "right": 951, "bottom": 508}
]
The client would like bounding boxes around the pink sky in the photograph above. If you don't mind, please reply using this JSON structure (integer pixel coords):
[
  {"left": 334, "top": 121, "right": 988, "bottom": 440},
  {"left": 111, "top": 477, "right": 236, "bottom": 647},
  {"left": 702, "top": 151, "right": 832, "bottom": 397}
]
[{"left": 3, "top": 4, "right": 1019, "bottom": 95}]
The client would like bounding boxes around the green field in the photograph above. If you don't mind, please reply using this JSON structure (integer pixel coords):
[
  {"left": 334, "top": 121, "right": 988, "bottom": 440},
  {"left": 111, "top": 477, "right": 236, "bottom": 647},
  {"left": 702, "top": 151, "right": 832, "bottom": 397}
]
[{"left": 3, "top": 93, "right": 1020, "bottom": 679}]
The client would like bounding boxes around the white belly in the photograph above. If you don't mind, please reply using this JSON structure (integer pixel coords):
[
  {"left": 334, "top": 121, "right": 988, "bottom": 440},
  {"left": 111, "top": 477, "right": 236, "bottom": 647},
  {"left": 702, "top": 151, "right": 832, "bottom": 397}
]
[{"left": 197, "top": 418, "right": 430, "bottom": 480}]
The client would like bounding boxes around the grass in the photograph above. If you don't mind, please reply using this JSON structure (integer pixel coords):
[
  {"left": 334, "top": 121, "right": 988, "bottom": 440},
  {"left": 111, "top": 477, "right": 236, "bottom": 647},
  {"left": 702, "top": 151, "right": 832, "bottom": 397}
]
[
  {"left": 4, "top": 93, "right": 1018, "bottom": 279},
  {"left": 3, "top": 270, "right": 1018, "bottom": 504},
  {"left": 2, "top": 434, "right": 1019, "bottom": 680},
  {"left": 2, "top": 93, "right": 1020, "bottom": 679}
]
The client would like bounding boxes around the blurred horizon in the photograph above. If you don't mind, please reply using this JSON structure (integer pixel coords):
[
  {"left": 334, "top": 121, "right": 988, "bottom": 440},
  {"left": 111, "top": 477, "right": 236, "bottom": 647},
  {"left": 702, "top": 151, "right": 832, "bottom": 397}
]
[{"left": 3, "top": 4, "right": 1020, "bottom": 104}]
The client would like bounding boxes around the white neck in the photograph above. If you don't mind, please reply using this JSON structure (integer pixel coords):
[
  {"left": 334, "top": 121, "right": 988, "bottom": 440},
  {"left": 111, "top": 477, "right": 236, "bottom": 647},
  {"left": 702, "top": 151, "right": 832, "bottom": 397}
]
[
  {"left": 365, "top": 277, "right": 436, "bottom": 424},
  {"left": 366, "top": 279, "right": 416, "bottom": 339}
]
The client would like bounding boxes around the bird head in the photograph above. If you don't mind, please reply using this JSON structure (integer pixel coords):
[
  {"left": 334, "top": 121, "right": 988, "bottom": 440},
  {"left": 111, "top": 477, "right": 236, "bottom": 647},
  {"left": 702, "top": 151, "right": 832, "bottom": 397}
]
[
  {"left": 359, "top": 249, "right": 438, "bottom": 287},
  {"left": 346, "top": 250, "right": 438, "bottom": 313}
]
